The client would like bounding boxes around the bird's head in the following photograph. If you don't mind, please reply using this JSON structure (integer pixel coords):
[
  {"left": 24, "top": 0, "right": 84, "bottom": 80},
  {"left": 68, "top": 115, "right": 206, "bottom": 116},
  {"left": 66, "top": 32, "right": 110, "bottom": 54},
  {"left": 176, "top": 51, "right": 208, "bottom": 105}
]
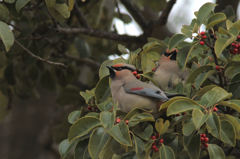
[{"left": 107, "top": 63, "right": 137, "bottom": 79}]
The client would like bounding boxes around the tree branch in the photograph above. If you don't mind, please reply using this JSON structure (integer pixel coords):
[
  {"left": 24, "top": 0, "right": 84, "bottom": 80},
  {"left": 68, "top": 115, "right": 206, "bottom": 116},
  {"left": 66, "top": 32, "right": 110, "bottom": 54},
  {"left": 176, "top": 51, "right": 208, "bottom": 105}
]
[
  {"left": 57, "top": 26, "right": 146, "bottom": 43},
  {"left": 158, "top": 0, "right": 176, "bottom": 25},
  {"left": 73, "top": 3, "right": 90, "bottom": 29},
  {"left": 15, "top": 40, "right": 67, "bottom": 68},
  {"left": 119, "top": 0, "right": 149, "bottom": 31}
]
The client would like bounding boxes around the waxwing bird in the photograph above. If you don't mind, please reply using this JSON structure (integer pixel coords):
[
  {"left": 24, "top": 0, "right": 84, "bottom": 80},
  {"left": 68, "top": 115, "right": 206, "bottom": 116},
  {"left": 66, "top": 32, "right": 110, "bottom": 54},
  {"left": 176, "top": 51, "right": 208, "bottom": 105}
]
[
  {"left": 107, "top": 63, "right": 169, "bottom": 113},
  {"left": 153, "top": 50, "right": 189, "bottom": 91}
]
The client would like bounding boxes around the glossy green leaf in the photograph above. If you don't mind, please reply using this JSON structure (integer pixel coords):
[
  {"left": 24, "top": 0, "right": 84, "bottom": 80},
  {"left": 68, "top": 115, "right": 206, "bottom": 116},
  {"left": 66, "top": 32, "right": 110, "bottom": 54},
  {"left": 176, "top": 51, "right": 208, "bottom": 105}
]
[
  {"left": 141, "top": 51, "right": 160, "bottom": 73},
  {"left": 200, "top": 86, "right": 232, "bottom": 108},
  {"left": 80, "top": 88, "right": 95, "bottom": 104},
  {"left": 167, "top": 98, "right": 201, "bottom": 116},
  {"left": 100, "top": 111, "right": 114, "bottom": 129},
  {"left": 0, "top": 4, "right": 10, "bottom": 21},
  {"left": 183, "top": 119, "right": 195, "bottom": 136},
  {"left": 98, "top": 138, "right": 114, "bottom": 159},
  {"left": 159, "top": 145, "right": 175, "bottom": 159},
  {"left": 177, "top": 45, "right": 191, "bottom": 69},
  {"left": 214, "top": 34, "right": 235, "bottom": 57},
  {"left": 208, "top": 144, "right": 225, "bottom": 159},
  {"left": 107, "top": 121, "right": 132, "bottom": 146},
  {"left": 59, "top": 139, "right": 76, "bottom": 158},
  {"left": 187, "top": 65, "right": 213, "bottom": 83},
  {"left": 132, "top": 124, "right": 153, "bottom": 141},
  {"left": 207, "top": 13, "right": 226, "bottom": 29},
  {"left": 196, "top": 2, "right": 216, "bottom": 24},
  {"left": 68, "top": 110, "right": 81, "bottom": 124},
  {"left": 97, "top": 98, "right": 113, "bottom": 111},
  {"left": 183, "top": 134, "right": 200, "bottom": 159},
  {"left": 16, "top": 0, "right": 31, "bottom": 12},
  {"left": 223, "top": 114, "right": 240, "bottom": 140},
  {"left": 133, "top": 135, "right": 145, "bottom": 154},
  {"left": 219, "top": 100, "right": 240, "bottom": 113},
  {"left": 74, "top": 139, "right": 89, "bottom": 159},
  {"left": 128, "top": 112, "right": 154, "bottom": 127},
  {"left": 206, "top": 113, "right": 221, "bottom": 139},
  {"left": 88, "top": 127, "right": 110, "bottom": 159},
  {"left": 0, "top": 21, "right": 14, "bottom": 52},
  {"left": 194, "top": 85, "right": 217, "bottom": 98},
  {"left": 68, "top": 117, "right": 101, "bottom": 141},
  {"left": 192, "top": 109, "right": 208, "bottom": 129},
  {"left": 55, "top": 3, "right": 70, "bottom": 18},
  {"left": 195, "top": 70, "right": 215, "bottom": 89},
  {"left": 168, "top": 34, "right": 186, "bottom": 50},
  {"left": 155, "top": 118, "right": 170, "bottom": 135},
  {"left": 220, "top": 120, "right": 236, "bottom": 146},
  {"left": 159, "top": 96, "right": 189, "bottom": 111},
  {"left": 95, "top": 76, "right": 110, "bottom": 103}
]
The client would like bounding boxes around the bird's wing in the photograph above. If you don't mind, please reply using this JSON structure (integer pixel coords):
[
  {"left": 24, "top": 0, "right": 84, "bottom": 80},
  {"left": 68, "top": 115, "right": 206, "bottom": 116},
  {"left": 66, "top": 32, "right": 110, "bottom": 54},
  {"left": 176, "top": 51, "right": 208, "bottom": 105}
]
[{"left": 123, "top": 80, "right": 169, "bottom": 101}]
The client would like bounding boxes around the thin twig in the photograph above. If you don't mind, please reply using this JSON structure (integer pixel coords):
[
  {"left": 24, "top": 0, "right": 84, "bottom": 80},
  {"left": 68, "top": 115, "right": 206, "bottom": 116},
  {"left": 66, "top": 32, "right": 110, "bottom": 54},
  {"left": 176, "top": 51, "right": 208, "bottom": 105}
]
[
  {"left": 57, "top": 26, "right": 146, "bottom": 43},
  {"left": 73, "top": 3, "right": 90, "bottom": 28},
  {"left": 158, "top": 0, "right": 177, "bottom": 25},
  {"left": 15, "top": 40, "right": 67, "bottom": 68},
  {"left": 120, "top": 0, "right": 149, "bottom": 30}
]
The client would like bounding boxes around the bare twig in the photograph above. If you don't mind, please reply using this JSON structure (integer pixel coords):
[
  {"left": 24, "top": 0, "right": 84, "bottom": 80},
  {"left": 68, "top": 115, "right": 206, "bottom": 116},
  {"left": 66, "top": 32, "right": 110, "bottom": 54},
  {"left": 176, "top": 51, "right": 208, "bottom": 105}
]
[
  {"left": 158, "top": 0, "right": 177, "bottom": 25},
  {"left": 57, "top": 26, "right": 146, "bottom": 43},
  {"left": 15, "top": 40, "right": 67, "bottom": 68},
  {"left": 120, "top": 0, "right": 149, "bottom": 31},
  {"left": 73, "top": 3, "right": 90, "bottom": 28}
]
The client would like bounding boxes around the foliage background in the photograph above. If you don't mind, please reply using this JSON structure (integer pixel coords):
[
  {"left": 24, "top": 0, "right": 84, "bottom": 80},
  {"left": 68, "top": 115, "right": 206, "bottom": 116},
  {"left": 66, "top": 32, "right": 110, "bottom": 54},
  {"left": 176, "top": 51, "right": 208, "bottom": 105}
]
[{"left": 0, "top": 0, "right": 239, "bottom": 159}]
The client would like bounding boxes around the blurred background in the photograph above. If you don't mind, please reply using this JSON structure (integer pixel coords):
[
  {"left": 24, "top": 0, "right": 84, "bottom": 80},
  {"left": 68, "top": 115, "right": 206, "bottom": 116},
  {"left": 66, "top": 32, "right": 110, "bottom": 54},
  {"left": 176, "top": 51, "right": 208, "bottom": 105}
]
[{"left": 0, "top": 0, "right": 239, "bottom": 159}]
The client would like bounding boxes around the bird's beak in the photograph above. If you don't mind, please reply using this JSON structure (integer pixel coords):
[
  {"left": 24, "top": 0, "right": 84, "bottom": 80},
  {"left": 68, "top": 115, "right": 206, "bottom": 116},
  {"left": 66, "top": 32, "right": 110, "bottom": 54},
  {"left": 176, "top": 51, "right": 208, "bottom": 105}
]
[{"left": 106, "top": 66, "right": 115, "bottom": 78}]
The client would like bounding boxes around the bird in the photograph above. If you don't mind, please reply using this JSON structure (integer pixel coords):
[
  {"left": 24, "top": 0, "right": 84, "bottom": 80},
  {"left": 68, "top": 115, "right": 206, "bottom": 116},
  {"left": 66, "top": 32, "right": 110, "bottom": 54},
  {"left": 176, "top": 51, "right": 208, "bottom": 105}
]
[
  {"left": 107, "top": 63, "right": 169, "bottom": 113},
  {"left": 152, "top": 49, "right": 189, "bottom": 91}
]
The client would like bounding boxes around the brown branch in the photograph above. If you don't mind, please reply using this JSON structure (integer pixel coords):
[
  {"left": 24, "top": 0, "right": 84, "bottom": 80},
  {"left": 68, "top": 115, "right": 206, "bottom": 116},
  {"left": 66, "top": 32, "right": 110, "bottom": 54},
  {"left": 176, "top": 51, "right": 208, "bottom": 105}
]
[
  {"left": 57, "top": 26, "right": 146, "bottom": 43},
  {"left": 73, "top": 3, "right": 90, "bottom": 29},
  {"left": 158, "top": 0, "right": 177, "bottom": 25},
  {"left": 120, "top": 0, "right": 149, "bottom": 31},
  {"left": 15, "top": 40, "right": 67, "bottom": 68}
]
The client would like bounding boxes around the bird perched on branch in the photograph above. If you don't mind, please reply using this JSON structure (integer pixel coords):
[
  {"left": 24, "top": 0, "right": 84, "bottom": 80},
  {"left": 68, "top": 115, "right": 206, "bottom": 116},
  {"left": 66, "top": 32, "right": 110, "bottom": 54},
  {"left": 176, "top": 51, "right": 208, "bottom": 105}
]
[
  {"left": 107, "top": 63, "right": 169, "bottom": 113},
  {"left": 153, "top": 49, "right": 189, "bottom": 91}
]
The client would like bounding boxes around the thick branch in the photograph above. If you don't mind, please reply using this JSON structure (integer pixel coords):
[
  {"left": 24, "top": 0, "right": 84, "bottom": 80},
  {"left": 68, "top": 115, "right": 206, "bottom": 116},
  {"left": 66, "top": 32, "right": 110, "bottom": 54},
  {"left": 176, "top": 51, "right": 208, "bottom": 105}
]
[
  {"left": 120, "top": 0, "right": 149, "bottom": 31},
  {"left": 73, "top": 4, "right": 90, "bottom": 28},
  {"left": 57, "top": 26, "right": 146, "bottom": 43},
  {"left": 158, "top": 0, "right": 176, "bottom": 25},
  {"left": 15, "top": 40, "right": 67, "bottom": 68}
]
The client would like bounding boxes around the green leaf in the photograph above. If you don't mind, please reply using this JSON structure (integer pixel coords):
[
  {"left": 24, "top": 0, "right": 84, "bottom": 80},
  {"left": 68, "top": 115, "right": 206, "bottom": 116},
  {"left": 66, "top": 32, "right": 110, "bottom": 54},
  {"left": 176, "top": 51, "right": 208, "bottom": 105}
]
[
  {"left": 168, "top": 34, "right": 186, "bottom": 51},
  {"left": 223, "top": 114, "right": 240, "bottom": 140},
  {"left": 207, "top": 144, "right": 225, "bottom": 159},
  {"left": 68, "top": 110, "right": 82, "bottom": 124},
  {"left": 0, "top": 21, "right": 14, "bottom": 52},
  {"left": 118, "top": 44, "right": 129, "bottom": 54},
  {"left": 107, "top": 121, "right": 132, "bottom": 146},
  {"left": 95, "top": 76, "right": 110, "bottom": 103},
  {"left": 196, "top": 2, "right": 216, "bottom": 24},
  {"left": 58, "top": 139, "right": 76, "bottom": 158},
  {"left": 159, "top": 96, "right": 188, "bottom": 111},
  {"left": 200, "top": 86, "right": 232, "bottom": 108},
  {"left": 206, "top": 113, "right": 221, "bottom": 139},
  {"left": 220, "top": 120, "right": 236, "bottom": 146},
  {"left": 55, "top": 3, "right": 70, "bottom": 18},
  {"left": 155, "top": 118, "right": 170, "bottom": 135},
  {"left": 167, "top": 98, "right": 201, "bottom": 116},
  {"left": 4, "top": 0, "right": 15, "bottom": 3},
  {"left": 177, "top": 45, "right": 191, "bottom": 69},
  {"left": 219, "top": 100, "right": 240, "bottom": 113},
  {"left": 88, "top": 127, "right": 110, "bottom": 159},
  {"left": 141, "top": 51, "right": 160, "bottom": 73},
  {"left": 207, "top": 13, "right": 226, "bottom": 29},
  {"left": 187, "top": 65, "right": 213, "bottom": 83},
  {"left": 15, "top": 0, "right": 31, "bottom": 12},
  {"left": 195, "top": 85, "right": 217, "bottom": 98},
  {"left": 133, "top": 135, "right": 145, "bottom": 155},
  {"left": 214, "top": 34, "right": 235, "bottom": 57},
  {"left": 183, "top": 119, "right": 195, "bottom": 136},
  {"left": 68, "top": 117, "right": 101, "bottom": 141},
  {"left": 159, "top": 145, "right": 175, "bottom": 159},
  {"left": 192, "top": 109, "right": 208, "bottom": 129},
  {"left": 80, "top": 88, "right": 95, "bottom": 104},
  {"left": 74, "top": 139, "right": 89, "bottom": 159},
  {"left": 183, "top": 134, "right": 200, "bottom": 159},
  {"left": 128, "top": 112, "right": 154, "bottom": 127},
  {"left": 0, "top": 4, "right": 10, "bottom": 21},
  {"left": 132, "top": 124, "right": 153, "bottom": 141},
  {"left": 195, "top": 70, "right": 215, "bottom": 89},
  {"left": 100, "top": 111, "right": 114, "bottom": 129},
  {"left": 68, "top": 0, "right": 74, "bottom": 11},
  {"left": 98, "top": 138, "right": 114, "bottom": 159}
]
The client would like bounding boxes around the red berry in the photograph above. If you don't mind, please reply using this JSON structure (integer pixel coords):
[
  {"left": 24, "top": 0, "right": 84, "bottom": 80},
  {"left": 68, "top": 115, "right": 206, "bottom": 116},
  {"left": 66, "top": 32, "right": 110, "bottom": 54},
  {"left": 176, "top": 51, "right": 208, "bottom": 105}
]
[
  {"left": 200, "top": 31, "right": 205, "bottom": 35},
  {"left": 215, "top": 65, "right": 221, "bottom": 70},
  {"left": 202, "top": 134, "right": 206, "bottom": 138},
  {"left": 234, "top": 48, "right": 238, "bottom": 53},
  {"left": 136, "top": 74, "right": 141, "bottom": 79},
  {"left": 237, "top": 35, "right": 240, "bottom": 39},
  {"left": 213, "top": 107, "right": 218, "bottom": 112},
  {"left": 232, "top": 43, "right": 236, "bottom": 46},
  {"left": 235, "top": 44, "right": 239, "bottom": 48},
  {"left": 151, "top": 136, "right": 156, "bottom": 140},
  {"left": 132, "top": 71, "right": 137, "bottom": 76},
  {"left": 159, "top": 138, "right": 164, "bottom": 144},
  {"left": 200, "top": 41, "right": 205, "bottom": 45},
  {"left": 202, "top": 35, "right": 207, "bottom": 39},
  {"left": 87, "top": 106, "right": 92, "bottom": 111},
  {"left": 152, "top": 67, "right": 156, "bottom": 72},
  {"left": 200, "top": 137, "right": 205, "bottom": 142},
  {"left": 204, "top": 137, "right": 209, "bottom": 143},
  {"left": 204, "top": 143, "right": 208, "bottom": 148},
  {"left": 116, "top": 118, "right": 121, "bottom": 123},
  {"left": 154, "top": 147, "right": 159, "bottom": 152},
  {"left": 125, "top": 120, "right": 129, "bottom": 125},
  {"left": 152, "top": 145, "right": 157, "bottom": 149}
]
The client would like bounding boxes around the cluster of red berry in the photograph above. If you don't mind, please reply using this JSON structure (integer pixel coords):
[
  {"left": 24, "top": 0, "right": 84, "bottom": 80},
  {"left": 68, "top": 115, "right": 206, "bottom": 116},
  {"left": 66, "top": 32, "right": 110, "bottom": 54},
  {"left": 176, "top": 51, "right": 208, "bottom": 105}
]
[
  {"left": 151, "top": 134, "right": 164, "bottom": 152},
  {"left": 87, "top": 105, "right": 99, "bottom": 112},
  {"left": 213, "top": 106, "right": 218, "bottom": 112},
  {"left": 200, "top": 133, "right": 209, "bottom": 148},
  {"left": 230, "top": 36, "right": 240, "bottom": 55},
  {"left": 132, "top": 71, "right": 141, "bottom": 79},
  {"left": 199, "top": 31, "right": 207, "bottom": 45},
  {"left": 115, "top": 117, "right": 129, "bottom": 125}
]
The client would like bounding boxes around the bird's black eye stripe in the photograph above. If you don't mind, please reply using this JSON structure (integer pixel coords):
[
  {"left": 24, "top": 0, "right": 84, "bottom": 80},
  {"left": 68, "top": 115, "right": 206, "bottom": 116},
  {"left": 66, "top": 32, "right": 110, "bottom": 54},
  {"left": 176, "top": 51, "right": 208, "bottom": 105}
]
[{"left": 112, "top": 66, "right": 136, "bottom": 71}]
